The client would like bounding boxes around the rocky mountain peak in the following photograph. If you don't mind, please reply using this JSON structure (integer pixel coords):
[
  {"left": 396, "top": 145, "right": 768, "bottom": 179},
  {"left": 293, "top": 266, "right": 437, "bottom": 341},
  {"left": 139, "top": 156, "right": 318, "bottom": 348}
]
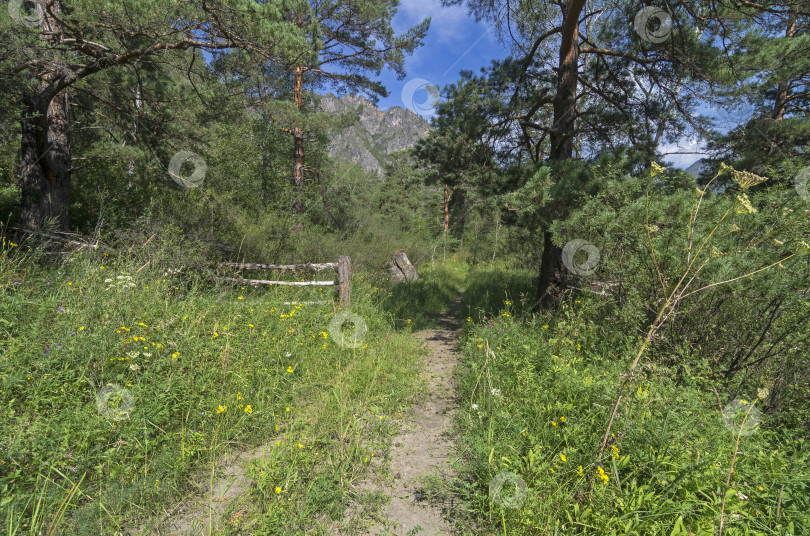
[{"left": 319, "top": 93, "right": 430, "bottom": 176}]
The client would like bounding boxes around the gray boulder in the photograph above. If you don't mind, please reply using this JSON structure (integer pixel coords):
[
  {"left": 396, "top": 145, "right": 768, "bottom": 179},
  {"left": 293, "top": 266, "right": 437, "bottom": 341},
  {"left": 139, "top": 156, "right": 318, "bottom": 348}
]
[{"left": 386, "top": 251, "right": 419, "bottom": 282}]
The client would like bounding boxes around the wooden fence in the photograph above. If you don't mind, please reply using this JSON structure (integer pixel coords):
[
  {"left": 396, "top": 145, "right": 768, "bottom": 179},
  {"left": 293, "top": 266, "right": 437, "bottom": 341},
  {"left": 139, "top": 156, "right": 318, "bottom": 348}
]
[
  {"left": 9, "top": 226, "right": 113, "bottom": 252},
  {"left": 5, "top": 226, "right": 353, "bottom": 307},
  {"left": 218, "top": 255, "right": 351, "bottom": 308}
]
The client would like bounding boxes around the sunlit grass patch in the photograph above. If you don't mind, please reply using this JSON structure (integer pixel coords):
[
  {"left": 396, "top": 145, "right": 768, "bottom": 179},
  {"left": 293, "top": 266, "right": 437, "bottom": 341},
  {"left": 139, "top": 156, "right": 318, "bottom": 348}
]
[
  {"left": 452, "top": 265, "right": 810, "bottom": 535},
  {"left": 0, "top": 247, "right": 432, "bottom": 535}
]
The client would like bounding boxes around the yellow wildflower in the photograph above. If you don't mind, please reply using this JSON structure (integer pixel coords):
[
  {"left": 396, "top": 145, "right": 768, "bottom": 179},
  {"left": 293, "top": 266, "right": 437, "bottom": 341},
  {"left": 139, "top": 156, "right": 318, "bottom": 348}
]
[
  {"left": 732, "top": 170, "right": 769, "bottom": 190},
  {"left": 596, "top": 466, "right": 609, "bottom": 484},
  {"left": 650, "top": 161, "right": 666, "bottom": 178}
]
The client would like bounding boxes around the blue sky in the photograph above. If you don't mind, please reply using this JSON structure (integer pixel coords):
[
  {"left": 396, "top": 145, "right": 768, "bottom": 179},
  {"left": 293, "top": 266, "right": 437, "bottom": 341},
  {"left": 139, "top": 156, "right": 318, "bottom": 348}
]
[
  {"left": 371, "top": 0, "right": 720, "bottom": 169},
  {"left": 205, "top": 0, "right": 750, "bottom": 170},
  {"left": 373, "top": 0, "right": 509, "bottom": 115},
  {"left": 204, "top": 1, "right": 754, "bottom": 170}
]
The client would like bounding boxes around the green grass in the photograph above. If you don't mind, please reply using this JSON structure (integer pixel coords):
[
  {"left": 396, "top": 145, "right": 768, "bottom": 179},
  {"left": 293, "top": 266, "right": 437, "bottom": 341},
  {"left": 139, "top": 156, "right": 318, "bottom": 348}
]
[
  {"left": 451, "top": 265, "right": 810, "bottom": 536},
  {"left": 5, "top": 235, "right": 807, "bottom": 536},
  {"left": 378, "top": 259, "right": 468, "bottom": 330},
  {"left": 0, "top": 241, "right": 463, "bottom": 535}
]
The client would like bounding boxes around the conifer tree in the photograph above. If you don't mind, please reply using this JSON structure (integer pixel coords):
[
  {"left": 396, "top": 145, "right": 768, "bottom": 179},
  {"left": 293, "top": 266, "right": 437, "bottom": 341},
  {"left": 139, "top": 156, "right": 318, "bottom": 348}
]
[
  {"left": 0, "top": 0, "right": 309, "bottom": 231},
  {"left": 264, "top": 0, "right": 429, "bottom": 227},
  {"left": 443, "top": 0, "right": 803, "bottom": 308}
]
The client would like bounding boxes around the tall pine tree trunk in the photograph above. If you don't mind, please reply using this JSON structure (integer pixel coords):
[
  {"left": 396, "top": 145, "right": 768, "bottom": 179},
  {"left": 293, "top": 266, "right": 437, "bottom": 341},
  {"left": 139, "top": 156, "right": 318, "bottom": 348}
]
[
  {"left": 765, "top": 13, "right": 795, "bottom": 157},
  {"left": 20, "top": 91, "right": 71, "bottom": 232},
  {"left": 443, "top": 183, "right": 450, "bottom": 232},
  {"left": 19, "top": 0, "right": 71, "bottom": 232},
  {"left": 536, "top": 0, "right": 585, "bottom": 310},
  {"left": 292, "top": 63, "right": 305, "bottom": 221},
  {"left": 771, "top": 14, "right": 795, "bottom": 123},
  {"left": 458, "top": 200, "right": 466, "bottom": 251}
]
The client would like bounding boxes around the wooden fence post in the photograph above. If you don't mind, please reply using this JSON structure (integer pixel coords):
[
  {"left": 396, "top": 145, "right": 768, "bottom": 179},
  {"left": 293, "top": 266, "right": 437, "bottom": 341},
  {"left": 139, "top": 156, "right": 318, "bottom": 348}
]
[{"left": 337, "top": 255, "right": 351, "bottom": 309}]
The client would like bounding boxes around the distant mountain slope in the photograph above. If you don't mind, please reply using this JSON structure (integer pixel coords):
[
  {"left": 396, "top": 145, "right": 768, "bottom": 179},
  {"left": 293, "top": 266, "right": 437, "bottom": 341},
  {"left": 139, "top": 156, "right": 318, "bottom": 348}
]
[
  {"left": 684, "top": 158, "right": 710, "bottom": 177},
  {"left": 319, "top": 93, "right": 430, "bottom": 176}
]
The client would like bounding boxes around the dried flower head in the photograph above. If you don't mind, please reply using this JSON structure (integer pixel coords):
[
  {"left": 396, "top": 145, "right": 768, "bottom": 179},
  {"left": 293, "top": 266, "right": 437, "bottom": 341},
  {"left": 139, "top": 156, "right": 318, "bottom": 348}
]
[
  {"left": 718, "top": 162, "right": 734, "bottom": 175},
  {"left": 732, "top": 170, "right": 769, "bottom": 190},
  {"left": 733, "top": 193, "right": 757, "bottom": 214}
]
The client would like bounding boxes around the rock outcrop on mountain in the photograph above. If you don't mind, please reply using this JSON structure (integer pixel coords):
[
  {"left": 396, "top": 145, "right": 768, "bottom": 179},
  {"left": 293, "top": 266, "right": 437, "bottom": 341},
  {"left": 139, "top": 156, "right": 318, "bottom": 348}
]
[
  {"left": 319, "top": 93, "right": 430, "bottom": 176},
  {"left": 684, "top": 158, "right": 710, "bottom": 177}
]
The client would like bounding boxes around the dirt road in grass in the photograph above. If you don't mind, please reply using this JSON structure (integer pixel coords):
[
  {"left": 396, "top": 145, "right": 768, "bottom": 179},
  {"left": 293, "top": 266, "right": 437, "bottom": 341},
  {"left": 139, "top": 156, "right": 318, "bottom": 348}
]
[{"left": 335, "top": 291, "right": 465, "bottom": 536}]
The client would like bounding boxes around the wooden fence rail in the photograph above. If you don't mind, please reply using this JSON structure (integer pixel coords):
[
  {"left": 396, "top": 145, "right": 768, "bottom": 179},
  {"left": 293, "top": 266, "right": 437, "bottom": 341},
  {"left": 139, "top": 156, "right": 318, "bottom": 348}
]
[
  {"left": 9, "top": 226, "right": 114, "bottom": 251},
  {"left": 218, "top": 255, "right": 351, "bottom": 308}
]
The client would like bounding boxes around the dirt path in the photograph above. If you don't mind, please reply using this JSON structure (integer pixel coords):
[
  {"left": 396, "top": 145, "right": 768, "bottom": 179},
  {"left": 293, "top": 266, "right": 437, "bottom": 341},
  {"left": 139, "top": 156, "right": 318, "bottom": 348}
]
[
  {"left": 127, "top": 292, "right": 466, "bottom": 536},
  {"left": 335, "top": 291, "right": 464, "bottom": 536},
  {"left": 125, "top": 440, "right": 276, "bottom": 536}
]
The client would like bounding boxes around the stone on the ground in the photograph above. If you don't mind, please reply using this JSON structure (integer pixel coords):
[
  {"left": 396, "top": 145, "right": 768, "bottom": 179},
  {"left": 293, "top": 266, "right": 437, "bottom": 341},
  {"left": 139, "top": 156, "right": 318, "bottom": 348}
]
[{"left": 386, "top": 251, "right": 420, "bottom": 282}]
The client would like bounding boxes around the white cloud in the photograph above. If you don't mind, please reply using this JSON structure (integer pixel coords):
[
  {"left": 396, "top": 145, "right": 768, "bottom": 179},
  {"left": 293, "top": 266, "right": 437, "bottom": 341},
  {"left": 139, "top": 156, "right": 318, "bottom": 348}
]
[
  {"left": 394, "top": 0, "right": 488, "bottom": 44},
  {"left": 659, "top": 138, "right": 708, "bottom": 169}
]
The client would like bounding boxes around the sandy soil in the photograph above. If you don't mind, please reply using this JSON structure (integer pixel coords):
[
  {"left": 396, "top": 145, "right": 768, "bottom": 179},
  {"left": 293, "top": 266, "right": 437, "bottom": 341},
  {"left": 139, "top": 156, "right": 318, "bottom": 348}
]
[{"left": 332, "top": 291, "right": 464, "bottom": 536}]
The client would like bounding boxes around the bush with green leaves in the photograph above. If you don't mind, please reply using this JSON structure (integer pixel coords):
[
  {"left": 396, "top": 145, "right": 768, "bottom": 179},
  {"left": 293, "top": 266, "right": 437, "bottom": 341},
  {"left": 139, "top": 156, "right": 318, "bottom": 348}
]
[{"left": 452, "top": 161, "right": 810, "bottom": 535}]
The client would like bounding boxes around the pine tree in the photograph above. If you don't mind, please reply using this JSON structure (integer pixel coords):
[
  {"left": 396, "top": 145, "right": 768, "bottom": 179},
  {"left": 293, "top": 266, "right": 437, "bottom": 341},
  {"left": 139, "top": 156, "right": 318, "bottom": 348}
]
[
  {"left": 0, "top": 0, "right": 309, "bottom": 231},
  {"left": 260, "top": 0, "right": 430, "bottom": 229}
]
